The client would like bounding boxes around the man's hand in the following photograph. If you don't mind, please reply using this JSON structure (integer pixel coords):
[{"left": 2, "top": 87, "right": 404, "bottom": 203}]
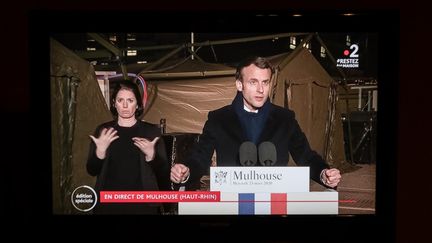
[
  {"left": 170, "top": 164, "right": 190, "bottom": 184},
  {"left": 321, "top": 168, "right": 341, "bottom": 188}
]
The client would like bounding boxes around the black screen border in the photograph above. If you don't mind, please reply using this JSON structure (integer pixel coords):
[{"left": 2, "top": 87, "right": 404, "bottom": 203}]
[{"left": 30, "top": 10, "right": 399, "bottom": 242}]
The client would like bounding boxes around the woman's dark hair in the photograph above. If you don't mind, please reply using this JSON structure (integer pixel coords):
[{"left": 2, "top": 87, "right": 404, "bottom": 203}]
[
  {"left": 235, "top": 56, "right": 275, "bottom": 81},
  {"left": 110, "top": 80, "right": 144, "bottom": 118}
]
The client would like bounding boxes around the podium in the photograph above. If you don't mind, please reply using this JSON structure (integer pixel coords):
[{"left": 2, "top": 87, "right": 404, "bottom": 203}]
[{"left": 178, "top": 167, "right": 338, "bottom": 215}]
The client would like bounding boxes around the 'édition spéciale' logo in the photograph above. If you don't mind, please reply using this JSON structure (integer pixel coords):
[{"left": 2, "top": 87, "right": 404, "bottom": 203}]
[{"left": 71, "top": 185, "right": 97, "bottom": 212}]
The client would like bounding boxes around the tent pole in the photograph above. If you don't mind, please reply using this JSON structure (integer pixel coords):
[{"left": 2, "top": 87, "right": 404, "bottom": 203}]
[
  {"left": 191, "top": 32, "right": 194, "bottom": 60},
  {"left": 142, "top": 44, "right": 185, "bottom": 71},
  {"left": 127, "top": 33, "right": 309, "bottom": 52},
  {"left": 87, "top": 33, "right": 128, "bottom": 80}
]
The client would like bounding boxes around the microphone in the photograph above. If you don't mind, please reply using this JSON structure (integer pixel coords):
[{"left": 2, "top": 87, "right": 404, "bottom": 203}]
[
  {"left": 258, "top": 141, "right": 277, "bottom": 166},
  {"left": 239, "top": 141, "right": 257, "bottom": 166}
]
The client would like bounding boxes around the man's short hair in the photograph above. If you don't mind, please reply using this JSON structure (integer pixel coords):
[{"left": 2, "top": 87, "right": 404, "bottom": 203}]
[{"left": 235, "top": 56, "right": 275, "bottom": 81}]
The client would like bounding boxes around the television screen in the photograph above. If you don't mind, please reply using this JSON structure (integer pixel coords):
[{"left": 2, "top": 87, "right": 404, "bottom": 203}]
[{"left": 30, "top": 10, "right": 399, "bottom": 242}]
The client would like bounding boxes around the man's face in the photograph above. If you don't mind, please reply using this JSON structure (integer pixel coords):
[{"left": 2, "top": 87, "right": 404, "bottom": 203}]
[{"left": 236, "top": 64, "right": 272, "bottom": 111}]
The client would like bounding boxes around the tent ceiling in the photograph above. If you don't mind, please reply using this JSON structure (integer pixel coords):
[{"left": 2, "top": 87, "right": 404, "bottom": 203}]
[{"left": 51, "top": 32, "right": 378, "bottom": 82}]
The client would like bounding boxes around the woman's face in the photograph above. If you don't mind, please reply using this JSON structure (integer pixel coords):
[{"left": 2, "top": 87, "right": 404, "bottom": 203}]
[{"left": 115, "top": 88, "right": 138, "bottom": 119}]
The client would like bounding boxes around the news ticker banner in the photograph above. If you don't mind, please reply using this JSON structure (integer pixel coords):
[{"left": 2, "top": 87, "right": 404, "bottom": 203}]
[
  {"left": 71, "top": 189, "right": 222, "bottom": 212},
  {"left": 210, "top": 167, "right": 310, "bottom": 193},
  {"left": 96, "top": 191, "right": 339, "bottom": 215},
  {"left": 100, "top": 191, "right": 220, "bottom": 203}
]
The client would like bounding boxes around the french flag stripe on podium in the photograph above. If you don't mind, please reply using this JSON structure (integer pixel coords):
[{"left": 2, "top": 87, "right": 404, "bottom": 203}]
[
  {"left": 271, "top": 193, "right": 287, "bottom": 214},
  {"left": 239, "top": 193, "right": 255, "bottom": 214},
  {"left": 255, "top": 193, "right": 271, "bottom": 214},
  {"left": 239, "top": 193, "right": 287, "bottom": 215}
]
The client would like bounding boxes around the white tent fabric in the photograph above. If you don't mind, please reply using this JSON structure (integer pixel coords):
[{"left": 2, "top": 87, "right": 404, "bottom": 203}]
[{"left": 142, "top": 48, "right": 345, "bottom": 166}]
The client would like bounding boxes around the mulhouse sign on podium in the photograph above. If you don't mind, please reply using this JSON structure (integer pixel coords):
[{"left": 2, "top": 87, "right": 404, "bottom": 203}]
[{"left": 178, "top": 167, "right": 339, "bottom": 215}]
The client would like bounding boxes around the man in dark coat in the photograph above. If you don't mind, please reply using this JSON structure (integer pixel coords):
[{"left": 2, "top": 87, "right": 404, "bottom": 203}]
[{"left": 170, "top": 56, "right": 341, "bottom": 189}]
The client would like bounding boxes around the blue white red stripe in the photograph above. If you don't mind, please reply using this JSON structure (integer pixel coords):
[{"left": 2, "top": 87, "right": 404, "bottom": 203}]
[{"left": 178, "top": 192, "right": 339, "bottom": 215}]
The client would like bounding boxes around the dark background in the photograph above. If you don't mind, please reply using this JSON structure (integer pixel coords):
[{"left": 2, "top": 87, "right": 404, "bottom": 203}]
[{"left": 2, "top": 1, "right": 429, "bottom": 242}]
